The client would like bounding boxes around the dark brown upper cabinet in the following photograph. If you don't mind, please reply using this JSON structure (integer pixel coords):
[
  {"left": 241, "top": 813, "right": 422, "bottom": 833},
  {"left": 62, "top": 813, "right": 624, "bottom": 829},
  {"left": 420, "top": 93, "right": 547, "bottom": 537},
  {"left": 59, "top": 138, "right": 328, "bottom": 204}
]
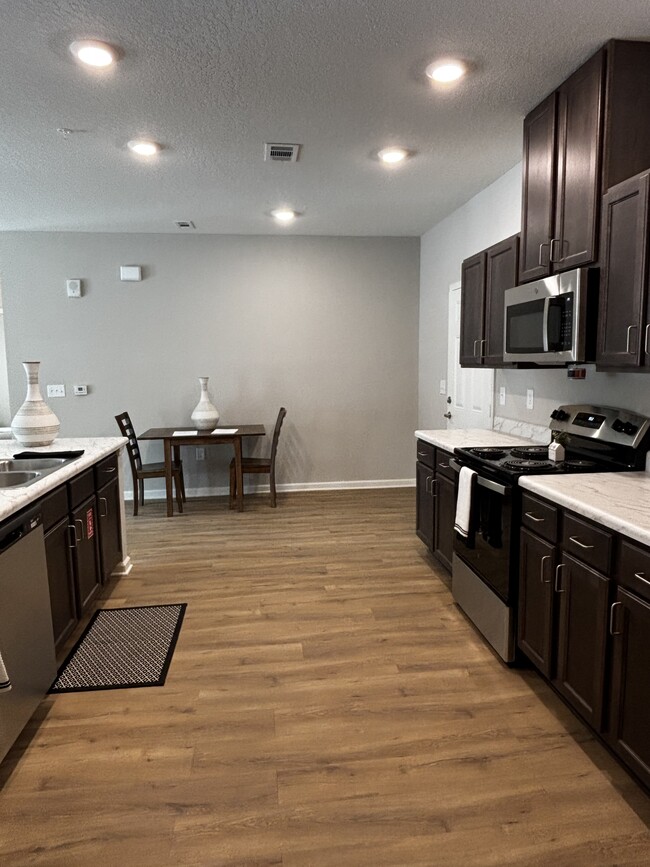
[
  {"left": 520, "top": 50, "right": 604, "bottom": 282},
  {"left": 519, "top": 40, "right": 650, "bottom": 285},
  {"left": 597, "top": 170, "right": 650, "bottom": 370},
  {"left": 460, "top": 234, "right": 519, "bottom": 367}
]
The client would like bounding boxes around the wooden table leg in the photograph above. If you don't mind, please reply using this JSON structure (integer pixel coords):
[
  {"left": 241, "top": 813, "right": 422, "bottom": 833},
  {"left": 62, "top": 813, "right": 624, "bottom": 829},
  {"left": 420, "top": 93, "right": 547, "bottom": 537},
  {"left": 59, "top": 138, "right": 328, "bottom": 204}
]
[
  {"left": 164, "top": 438, "right": 174, "bottom": 517},
  {"left": 234, "top": 437, "right": 244, "bottom": 512}
]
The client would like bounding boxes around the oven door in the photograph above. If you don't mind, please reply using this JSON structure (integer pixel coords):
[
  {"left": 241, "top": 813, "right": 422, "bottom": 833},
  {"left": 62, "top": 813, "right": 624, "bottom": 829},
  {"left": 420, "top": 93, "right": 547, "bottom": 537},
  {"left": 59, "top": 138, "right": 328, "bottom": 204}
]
[{"left": 450, "top": 459, "right": 514, "bottom": 604}]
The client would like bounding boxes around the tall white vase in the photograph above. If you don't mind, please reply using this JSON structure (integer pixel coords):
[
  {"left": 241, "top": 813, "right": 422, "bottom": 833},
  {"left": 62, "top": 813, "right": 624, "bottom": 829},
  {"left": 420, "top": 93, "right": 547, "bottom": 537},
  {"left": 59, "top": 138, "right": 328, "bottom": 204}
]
[
  {"left": 190, "top": 376, "right": 220, "bottom": 430},
  {"left": 11, "top": 361, "right": 60, "bottom": 447}
]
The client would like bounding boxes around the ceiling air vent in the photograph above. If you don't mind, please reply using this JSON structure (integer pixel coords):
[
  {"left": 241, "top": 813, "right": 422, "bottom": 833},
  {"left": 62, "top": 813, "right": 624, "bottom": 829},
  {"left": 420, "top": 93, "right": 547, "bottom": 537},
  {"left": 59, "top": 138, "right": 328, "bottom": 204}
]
[
  {"left": 264, "top": 142, "right": 301, "bottom": 162},
  {"left": 175, "top": 220, "right": 196, "bottom": 229}
]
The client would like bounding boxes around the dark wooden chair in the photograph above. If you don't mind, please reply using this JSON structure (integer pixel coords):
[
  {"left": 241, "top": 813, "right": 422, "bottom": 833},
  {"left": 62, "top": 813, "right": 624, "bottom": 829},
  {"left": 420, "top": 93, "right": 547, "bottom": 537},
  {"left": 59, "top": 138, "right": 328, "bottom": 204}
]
[
  {"left": 229, "top": 407, "right": 287, "bottom": 508},
  {"left": 115, "top": 412, "right": 186, "bottom": 516}
]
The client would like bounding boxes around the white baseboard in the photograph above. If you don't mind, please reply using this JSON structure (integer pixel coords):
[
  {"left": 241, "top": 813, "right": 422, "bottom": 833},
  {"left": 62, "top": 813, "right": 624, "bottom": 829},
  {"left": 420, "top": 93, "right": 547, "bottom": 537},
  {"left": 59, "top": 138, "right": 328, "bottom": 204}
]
[{"left": 123, "top": 478, "right": 415, "bottom": 501}]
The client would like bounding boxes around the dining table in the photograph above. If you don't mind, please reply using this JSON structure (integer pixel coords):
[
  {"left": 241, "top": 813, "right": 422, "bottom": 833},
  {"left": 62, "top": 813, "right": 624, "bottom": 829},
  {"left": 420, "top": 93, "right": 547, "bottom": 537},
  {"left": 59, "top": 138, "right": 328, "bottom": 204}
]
[{"left": 138, "top": 424, "right": 266, "bottom": 516}]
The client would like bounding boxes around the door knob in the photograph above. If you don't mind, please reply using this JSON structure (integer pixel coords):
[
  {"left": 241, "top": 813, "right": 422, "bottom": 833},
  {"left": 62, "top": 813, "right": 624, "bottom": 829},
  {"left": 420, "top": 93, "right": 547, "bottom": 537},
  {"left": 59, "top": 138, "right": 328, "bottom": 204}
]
[{"left": 443, "top": 412, "right": 452, "bottom": 419}]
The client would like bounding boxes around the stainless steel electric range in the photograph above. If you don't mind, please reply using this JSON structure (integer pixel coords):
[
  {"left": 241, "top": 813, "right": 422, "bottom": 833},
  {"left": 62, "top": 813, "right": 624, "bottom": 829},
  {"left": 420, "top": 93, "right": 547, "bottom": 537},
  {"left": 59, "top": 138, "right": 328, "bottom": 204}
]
[{"left": 449, "top": 404, "right": 650, "bottom": 663}]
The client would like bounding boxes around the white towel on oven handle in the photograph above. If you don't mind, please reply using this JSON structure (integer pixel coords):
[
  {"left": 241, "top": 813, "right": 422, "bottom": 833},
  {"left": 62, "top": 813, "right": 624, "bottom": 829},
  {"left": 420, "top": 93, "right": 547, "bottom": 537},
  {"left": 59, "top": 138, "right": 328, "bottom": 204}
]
[
  {"left": 0, "top": 648, "right": 11, "bottom": 692},
  {"left": 454, "top": 466, "right": 477, "bottom": 538}
]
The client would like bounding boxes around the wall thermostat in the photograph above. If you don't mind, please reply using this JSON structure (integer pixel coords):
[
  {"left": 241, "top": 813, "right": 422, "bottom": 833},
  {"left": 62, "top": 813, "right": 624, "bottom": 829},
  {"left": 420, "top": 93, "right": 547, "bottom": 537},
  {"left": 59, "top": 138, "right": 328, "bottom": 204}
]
[{"left": 120, "top": 265, "right": 142, "bottom": 282}]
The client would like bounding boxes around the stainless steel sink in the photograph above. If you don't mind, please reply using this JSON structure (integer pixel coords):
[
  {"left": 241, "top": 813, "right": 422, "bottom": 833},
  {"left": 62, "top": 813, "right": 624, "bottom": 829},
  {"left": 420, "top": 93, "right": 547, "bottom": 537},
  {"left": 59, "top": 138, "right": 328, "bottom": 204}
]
[
  {"left": 0, "top": 456, "right": 77, "bottom": 488},
  {"left": 0, "top": 471, "right": 40, "bottom": 488}
]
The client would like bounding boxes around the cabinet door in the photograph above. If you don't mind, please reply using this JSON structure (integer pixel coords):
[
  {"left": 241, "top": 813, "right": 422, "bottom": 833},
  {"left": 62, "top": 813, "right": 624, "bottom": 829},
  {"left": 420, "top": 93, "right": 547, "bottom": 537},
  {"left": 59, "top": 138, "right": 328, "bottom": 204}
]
[
  {"left": 44, "top": 517, "right": 78, "bottom": 655},
  {"left": 553, "top": 50, "right": 604, "bottom": 271},
  {"left": 433, "top": 474, "right": 455, "bottom": 573},
  {"left": 459, "top": 252, "right": 486, "bottom": 367},
  {"left": 517, "top": 528, "right": 556, "bottom": 677},
  {"left": 415, "top": 462, "right": 435, "bottom": 551},
  {"left": 608, "top": 587, "right": 650, "bottom": 789},
  {"left": 483, "top": 234, "right": 519, "bottom": 366},
  {"left": 97, "top": 478, "right": 123, "bottom": 582},
  {"left": 554, "top": 553, "right": 609, "bottom": 731},
  {"left": 71, "top": 495, "right": 102, "bottom": 615},
  {"left": 597, "top": 171, "right": 650, "bottom": 369},
  {"left": 519, "top": 92, "right": 557, "bottom": 282}
]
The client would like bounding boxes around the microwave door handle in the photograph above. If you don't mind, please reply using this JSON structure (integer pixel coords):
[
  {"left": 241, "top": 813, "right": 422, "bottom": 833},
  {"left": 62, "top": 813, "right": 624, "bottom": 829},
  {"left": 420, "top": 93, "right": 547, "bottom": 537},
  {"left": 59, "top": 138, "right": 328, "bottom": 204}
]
[{"left": 542, "top": 297, "right": 550, "bottom": 352}]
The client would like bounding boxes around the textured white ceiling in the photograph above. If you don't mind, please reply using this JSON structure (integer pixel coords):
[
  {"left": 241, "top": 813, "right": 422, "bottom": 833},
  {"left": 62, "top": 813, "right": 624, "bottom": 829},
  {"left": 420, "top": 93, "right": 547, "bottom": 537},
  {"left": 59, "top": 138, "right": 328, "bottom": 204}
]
[{"left": 1, "top": 0, "right": 649, "bottom": 236}]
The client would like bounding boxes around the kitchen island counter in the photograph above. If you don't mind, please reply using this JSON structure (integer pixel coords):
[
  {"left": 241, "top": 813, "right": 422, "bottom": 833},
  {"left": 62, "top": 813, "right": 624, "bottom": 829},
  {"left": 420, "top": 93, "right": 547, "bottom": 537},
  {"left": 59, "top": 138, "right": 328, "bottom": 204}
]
[{"left": 0, "top": 437, "right": 127, "bottom": 522}]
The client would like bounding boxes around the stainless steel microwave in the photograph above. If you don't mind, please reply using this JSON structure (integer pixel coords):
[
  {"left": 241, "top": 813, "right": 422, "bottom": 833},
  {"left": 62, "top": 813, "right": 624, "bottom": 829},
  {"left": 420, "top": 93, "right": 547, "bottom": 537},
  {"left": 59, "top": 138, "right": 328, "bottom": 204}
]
[{"left": 503, "top": 268, "right": 596, "bottom": 364}]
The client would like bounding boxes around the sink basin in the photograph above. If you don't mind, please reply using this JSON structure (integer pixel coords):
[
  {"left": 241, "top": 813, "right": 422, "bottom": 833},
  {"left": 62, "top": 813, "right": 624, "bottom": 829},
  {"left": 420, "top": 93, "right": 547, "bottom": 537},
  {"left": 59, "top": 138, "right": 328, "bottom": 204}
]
[
  {"left": 0, "top": 471, "right": 39, "bottom": 488},
  {"left": 0, "top": 458, "right": 69, "bottom": 472}
]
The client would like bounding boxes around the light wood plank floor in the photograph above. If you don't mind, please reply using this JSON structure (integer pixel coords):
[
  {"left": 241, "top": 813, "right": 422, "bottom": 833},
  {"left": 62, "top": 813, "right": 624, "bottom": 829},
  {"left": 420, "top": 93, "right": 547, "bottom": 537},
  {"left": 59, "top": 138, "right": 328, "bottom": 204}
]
[{"left": 1, "top": 489, "right": 649, "bottom": 866}]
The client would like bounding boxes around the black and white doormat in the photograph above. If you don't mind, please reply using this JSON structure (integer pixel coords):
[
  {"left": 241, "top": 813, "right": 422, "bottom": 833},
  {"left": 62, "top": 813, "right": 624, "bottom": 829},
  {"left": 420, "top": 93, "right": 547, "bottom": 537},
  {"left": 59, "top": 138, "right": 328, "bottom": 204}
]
[{"left": 50, "top": 604, "right": 187, "bottom": 693}]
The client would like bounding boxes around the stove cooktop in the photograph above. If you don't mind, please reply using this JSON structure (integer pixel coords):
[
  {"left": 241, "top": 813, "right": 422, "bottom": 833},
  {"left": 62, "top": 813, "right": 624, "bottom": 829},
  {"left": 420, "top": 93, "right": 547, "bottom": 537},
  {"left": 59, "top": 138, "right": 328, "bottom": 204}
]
[{"left": 454, "top": 444, "right": 609, "bottom": 479}]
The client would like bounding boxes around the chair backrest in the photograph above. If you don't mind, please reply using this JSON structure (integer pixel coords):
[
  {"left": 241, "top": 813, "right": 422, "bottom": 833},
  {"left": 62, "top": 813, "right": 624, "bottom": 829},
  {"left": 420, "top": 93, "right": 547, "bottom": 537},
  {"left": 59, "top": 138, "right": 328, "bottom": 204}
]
[
  {"left": 115, "top": 411, "right": 143, "bottom": 475},
  {"left": 269, "top": 407, "right": 287, "bottom": 473}
]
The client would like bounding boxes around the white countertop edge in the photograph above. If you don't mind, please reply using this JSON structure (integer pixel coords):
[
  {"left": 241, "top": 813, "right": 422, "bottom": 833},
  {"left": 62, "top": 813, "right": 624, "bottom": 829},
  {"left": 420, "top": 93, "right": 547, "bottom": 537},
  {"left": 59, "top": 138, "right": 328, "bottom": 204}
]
[
  {"left": 519, "top": 472, "right": 650, "bottom": 547},
  {"left": 0, "top": 437, "right": 127, "bottom": 522},
  {"left": 415, "top": 428, "right": 532, "bottom": 450}
]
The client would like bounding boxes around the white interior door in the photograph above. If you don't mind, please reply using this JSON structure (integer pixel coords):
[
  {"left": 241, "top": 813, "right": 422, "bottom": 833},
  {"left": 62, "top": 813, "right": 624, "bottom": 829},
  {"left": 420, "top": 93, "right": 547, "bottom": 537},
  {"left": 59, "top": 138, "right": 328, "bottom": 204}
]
[{"left": 446, "top": 282, "right": 494, "bottom": 429}]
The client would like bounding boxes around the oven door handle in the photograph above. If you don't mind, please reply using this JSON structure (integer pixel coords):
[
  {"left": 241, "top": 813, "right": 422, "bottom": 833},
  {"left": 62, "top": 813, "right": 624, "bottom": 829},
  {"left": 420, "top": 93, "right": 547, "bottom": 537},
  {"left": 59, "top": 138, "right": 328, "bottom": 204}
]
[{"left": 448, "top": 458, "right": 509, "bottom": 496}]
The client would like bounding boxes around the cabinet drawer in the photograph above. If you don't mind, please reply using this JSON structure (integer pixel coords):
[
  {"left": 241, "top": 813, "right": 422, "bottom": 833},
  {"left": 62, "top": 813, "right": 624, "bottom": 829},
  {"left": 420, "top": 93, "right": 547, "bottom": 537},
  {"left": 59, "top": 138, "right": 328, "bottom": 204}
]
[
  {"left": 39, "top": 484, "right": 69, "bottom": 532},
  {"left": 416, "top": 440, "right": 435, "bottom": 470},
  {"left": 434, "top": 449, "right": 455, "bottom": 481},
  {"left": 562, "top": 513, "right": 612, "bottom": 573},
  {"left": 68, "top": 468, "right": 95, "bottom": 510},
  {"left": 618, "top": 540, "right": 650, "bottom": 604},
  {"left": 521, "top": 493, "right": 558, "bottom": 543},
  {"left": 95, "top": 452, "right": 119, "bottom": 490}
]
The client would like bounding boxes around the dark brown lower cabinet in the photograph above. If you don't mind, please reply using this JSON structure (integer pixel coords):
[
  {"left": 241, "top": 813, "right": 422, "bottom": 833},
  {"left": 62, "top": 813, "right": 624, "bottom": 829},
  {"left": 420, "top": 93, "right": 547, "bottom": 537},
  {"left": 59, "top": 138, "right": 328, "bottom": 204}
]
[
  {"left": 517, "top": 528, "right": 556, "bottom": 677},
  {"left": 608, "top": 587, "right": 650, "bottom": 789},
  {"left": 416, "top": 461, "right": 434, "bottom": 550},
  {"left": 44, "top": 517, "right": 77, "bottom": 655},
  {"left": 434, "top": 474, "right": 455, "bottom": 572},
  {"left": 554, "top": 553, "right": 609, "bottom": 730},
  {"left": 70, "top": 495, "right": 102, "bottom": 614},
  {"left": 97, "top": 476, "right": 123, "bottom": 581}
]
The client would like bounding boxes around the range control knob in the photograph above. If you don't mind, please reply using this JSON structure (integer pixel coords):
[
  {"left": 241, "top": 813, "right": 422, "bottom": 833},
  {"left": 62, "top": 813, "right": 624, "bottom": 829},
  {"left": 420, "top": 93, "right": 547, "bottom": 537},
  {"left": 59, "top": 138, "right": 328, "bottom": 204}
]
[
  {"left": 551, "top": 409, "right": 569, "bottom": 421},
  {"left": 623, "top": 422, "right": 638, "bottom": 436},
  {"left": 612, "top": 418, "right": 625, "bottom": 433}
]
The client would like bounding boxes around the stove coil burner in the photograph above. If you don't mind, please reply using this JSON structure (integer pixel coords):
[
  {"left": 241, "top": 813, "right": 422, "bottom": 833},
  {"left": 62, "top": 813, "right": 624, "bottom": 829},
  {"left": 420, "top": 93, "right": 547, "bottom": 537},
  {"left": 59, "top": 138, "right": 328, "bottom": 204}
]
[
  {"left": 503, "top": 458, "right": 553, "bottom": 471},
  {"left": 470, "top": 447, "right": 507, "bottom": 459},
  {"left": 509, "top": 445, "right": 550, "bottom": 460}
]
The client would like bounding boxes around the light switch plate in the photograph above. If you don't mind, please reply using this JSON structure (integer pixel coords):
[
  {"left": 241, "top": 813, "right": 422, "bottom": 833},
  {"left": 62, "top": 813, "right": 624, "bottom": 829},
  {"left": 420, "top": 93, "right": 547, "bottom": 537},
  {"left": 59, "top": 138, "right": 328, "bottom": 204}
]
[
  {"left": 439, "top": 379, "right": 446, "bottom": 395},
  {"left": 47, "top": 384, "right": 65, "bottom": 398},
  {"left": 120, "top": 265, "right": 142, "bottom": 282},
  {"left": 499, "top": 386, "right": 506, "bottom": 406},
  {"left": 526, "top": 389, "right": 534, "bottom": 410}
]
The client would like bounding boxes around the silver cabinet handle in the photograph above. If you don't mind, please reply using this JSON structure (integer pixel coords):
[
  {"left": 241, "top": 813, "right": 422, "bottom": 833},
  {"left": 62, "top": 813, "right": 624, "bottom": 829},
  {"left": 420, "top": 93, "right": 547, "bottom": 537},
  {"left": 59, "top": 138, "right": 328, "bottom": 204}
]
[
  {"left": 424, "top": 475, "right": 431, "bottom": 494},
  {"left": 554, "top": 563, "right": 565, "bottom": 593},
  {"left": 68, "top": 524, "right": 78, "bottom": 548},
  {"left": 438, "top": 462, "right": 450, "bottom": 469},
  {"left": 473, "top": 339, "right": 480, "bottom": 357},
  {"left": 645, "top": 324, "right": 650, "bottom": 355},
  {"left": 430, "top": 478, "right": 437, "bottom": 499},
  {"left": 569, "top": 536, "right": 594, "bottom": 550},
  {"left": 609, "top": 601, "right": 623, "bottom": 636},
  {"left": 634, "top": 571, "right": 650, "bottom": 587},
  {"left": 549, "top": 238, "right": 561, "bottom": 263},
  {"left": 75, "top": 518, "right": 84, "bottom": 541},
  {"left": 417, "top": 450, "right": 428, "bottom": 458},
  {"left": 524, "top": 512, "right": 545, "bottom": 523},
  {"left": 540, "top": 554, "right": 552, "bottom": 584},
  {"left": 538, "top": 242, "right": 549, "bottom": 267},
  {"left": 479, "top": 339, "right": 486, "bottom": 358},
  {"left": 99, "top": 497, "right": 108, "bottom": 518},
  {"left": 626, "top": 324, "right": 638, "bottom": 354},
  {"left": 102, "top": 466, "right": 117, "bottom": 474}
]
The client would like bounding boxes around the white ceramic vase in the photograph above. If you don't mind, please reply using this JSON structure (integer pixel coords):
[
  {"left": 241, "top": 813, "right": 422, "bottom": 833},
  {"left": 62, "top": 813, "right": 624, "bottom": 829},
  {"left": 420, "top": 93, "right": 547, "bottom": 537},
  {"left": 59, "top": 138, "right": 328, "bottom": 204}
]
[
  {"left": 190, "top": 376, "right": 220, "bottom": 430},
  {"left": 11, "top": 361, "right": 60, "bottom": 447}
]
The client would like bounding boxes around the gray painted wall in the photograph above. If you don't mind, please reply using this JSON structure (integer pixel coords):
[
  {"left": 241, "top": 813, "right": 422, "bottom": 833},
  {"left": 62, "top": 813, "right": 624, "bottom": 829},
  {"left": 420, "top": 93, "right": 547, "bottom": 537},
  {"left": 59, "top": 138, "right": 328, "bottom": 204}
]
[
  {"left": 420, "top": 163, "right": 650, "bottom": 430},
  {"left": 0, "top": 233, "right": 419, "bottom": 491}
]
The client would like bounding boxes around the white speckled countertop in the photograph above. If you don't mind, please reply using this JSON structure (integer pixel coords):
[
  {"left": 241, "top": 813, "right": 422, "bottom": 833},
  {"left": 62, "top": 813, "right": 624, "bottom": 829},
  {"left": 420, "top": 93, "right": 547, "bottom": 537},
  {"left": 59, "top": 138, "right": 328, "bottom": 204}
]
[
  {"left": 520, "top": 472, "right": 650, "bottom": 546},
  {"left": 415, "top": 428, "right": 532, "bottom": 452},
  {"left": 0, "top": 437, "right": 127, "bottom": 522}
]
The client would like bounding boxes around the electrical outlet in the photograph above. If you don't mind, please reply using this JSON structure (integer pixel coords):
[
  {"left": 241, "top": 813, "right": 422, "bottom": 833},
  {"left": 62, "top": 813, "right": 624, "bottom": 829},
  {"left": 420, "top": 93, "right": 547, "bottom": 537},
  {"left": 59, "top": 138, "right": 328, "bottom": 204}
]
[
  {"left": 195, "top": 447, "right": 205, "bottom": 461},
  {"left": 73, "top": 385, "right": 88, "bottom": 396},
  {"left": 499, "top": 386, "right": 506, "bottom": 406},
  {"left": 439, "top": 379, "right": 446, "bottom": 395},
  {"left": 46, "top": 384, "right": 65, "bottom": 398},
  {"left": 526, "top": 389, "right": 534, "bottom": 410}
]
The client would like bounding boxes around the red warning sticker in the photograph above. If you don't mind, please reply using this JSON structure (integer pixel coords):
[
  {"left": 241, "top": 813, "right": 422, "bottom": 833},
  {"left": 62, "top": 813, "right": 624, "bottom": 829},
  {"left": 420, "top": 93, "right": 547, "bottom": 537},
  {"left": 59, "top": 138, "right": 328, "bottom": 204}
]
[{"left": 86, "top": 507, "right": 94, "bottom": 540}]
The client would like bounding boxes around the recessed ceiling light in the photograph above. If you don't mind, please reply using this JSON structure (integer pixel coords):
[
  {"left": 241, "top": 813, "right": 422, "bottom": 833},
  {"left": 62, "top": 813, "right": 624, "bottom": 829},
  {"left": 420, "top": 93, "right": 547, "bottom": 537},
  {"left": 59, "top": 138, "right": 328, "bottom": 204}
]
[
  {"left": 425, "top": 59, "right": 467, "bottom": 83},
  {"left": 378, "top": 147, "right": 409, "bottom": 165},
  {"left": 271, "top": 208, "right": 297, "bottom": 224},
  {"left": 127, "top": 139, "right": 160, "bottom": 157},
  {"left": 69, "top": 40, "right": 117, "bottom": 68}
]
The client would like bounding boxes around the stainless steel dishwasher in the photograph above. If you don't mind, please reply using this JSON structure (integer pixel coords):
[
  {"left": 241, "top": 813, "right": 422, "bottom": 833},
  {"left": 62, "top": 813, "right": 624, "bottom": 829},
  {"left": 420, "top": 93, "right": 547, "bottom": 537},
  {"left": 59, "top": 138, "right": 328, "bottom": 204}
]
[{"left": 0, "top": 504, "right": 57, "bottom": 763}]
